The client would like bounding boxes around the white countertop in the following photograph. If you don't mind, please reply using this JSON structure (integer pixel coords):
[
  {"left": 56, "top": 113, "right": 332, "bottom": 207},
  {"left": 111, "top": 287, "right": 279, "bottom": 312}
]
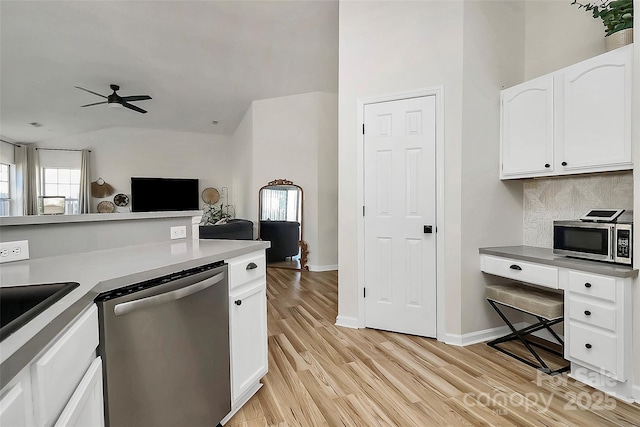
[
  {"left": 0, "top": 210, "right": 202, "bottom": 226},
  {"left": 0, "top": 238, "right": 269, "bottom": 371}
]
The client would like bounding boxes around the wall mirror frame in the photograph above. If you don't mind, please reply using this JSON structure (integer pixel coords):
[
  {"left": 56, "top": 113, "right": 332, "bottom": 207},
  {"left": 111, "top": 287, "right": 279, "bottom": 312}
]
[{"left": 258, "top": 179, "right": 308, "bottom": 271}]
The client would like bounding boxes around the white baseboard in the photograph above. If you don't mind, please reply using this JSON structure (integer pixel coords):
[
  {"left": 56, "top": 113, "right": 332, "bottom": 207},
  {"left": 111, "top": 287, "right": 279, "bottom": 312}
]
[
  {"left": 307, "top": 264, "right": 338, "bottom": 272},
  {"left": 444, "top": 322, "right": 528, "bottom": 347},
  {"left": 445, "top": 321, "right": 564, "bottom": 347},
  {"left": 633, "top": 384, "right": 640, "bottom": 404},
  {"left": 335, "top": 315, "right": 360, "bottom": 329}
]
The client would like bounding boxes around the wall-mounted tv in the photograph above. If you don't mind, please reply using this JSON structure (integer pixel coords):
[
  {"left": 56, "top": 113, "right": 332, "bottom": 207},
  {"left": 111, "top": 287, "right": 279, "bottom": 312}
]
[{"left": 131, "top": 177, "right": 199, "bottom": 212}]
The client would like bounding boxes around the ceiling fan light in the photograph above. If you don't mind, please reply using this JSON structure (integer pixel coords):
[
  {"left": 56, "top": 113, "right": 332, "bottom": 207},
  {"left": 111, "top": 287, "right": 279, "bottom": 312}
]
[{"left": 108, "top": 102, "right": 123, "bottom": 109}]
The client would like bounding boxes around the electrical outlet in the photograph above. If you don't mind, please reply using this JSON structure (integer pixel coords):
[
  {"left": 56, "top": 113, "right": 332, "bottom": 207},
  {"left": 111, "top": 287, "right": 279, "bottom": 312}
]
[
  {"left": 170, "top": 226, "right": 187, "bottom": 240},
  {"left": 0, "top": 240, "right": 30, "bottom": 263}
]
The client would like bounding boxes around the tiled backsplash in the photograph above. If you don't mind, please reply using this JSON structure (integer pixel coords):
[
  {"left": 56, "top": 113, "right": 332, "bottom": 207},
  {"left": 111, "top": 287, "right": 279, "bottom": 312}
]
[{"left": 523, "top": 172, "right": 633, "bottom": 248}]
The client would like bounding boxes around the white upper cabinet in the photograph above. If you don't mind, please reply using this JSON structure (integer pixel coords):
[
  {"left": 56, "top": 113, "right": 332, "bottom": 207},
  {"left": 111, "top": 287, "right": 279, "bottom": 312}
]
[
  {"left": 500, "top": 44, "right": 633, "bottom": 180},
  {"left": 501, "top": 74, "right": 554, "bottom": 178}
]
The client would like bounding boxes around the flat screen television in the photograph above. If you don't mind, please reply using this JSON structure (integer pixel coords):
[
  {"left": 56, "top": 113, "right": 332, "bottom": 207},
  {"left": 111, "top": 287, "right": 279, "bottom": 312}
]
[{"left": 131, "top": 177, "right": 199, "bottom": 212}]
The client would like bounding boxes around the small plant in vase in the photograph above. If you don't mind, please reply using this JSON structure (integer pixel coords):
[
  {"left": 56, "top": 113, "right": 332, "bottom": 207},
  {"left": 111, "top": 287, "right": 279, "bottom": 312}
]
[
  {"left": 201, "top": 202, "right": 235, "bottom": 225},
  {"left": 571, "top": 0, "right": 633, "bottom": 50}
]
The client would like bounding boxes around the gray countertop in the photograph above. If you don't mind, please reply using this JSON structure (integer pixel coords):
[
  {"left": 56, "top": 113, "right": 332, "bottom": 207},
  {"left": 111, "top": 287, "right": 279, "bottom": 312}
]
[
  {"left": 479, "top": 246, "right": 638, "bottom": 278},
  {"left": 0, "top": 238, "right": 269, "bottom": 388}
]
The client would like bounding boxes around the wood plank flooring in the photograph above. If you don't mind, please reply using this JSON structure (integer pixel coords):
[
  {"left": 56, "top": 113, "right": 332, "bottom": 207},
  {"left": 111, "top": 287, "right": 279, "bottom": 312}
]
[{"left": 227, "top": 268, "right": 640, "bottom": 427}]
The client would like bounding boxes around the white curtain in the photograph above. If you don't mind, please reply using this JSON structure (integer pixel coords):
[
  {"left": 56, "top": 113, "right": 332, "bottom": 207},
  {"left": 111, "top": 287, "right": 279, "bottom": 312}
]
[
  {"left": 14, "top": 145, "right": 40, "bottom": 215},
  {"left": 79, "top": 149, "right": 91, "bottom": 213}
]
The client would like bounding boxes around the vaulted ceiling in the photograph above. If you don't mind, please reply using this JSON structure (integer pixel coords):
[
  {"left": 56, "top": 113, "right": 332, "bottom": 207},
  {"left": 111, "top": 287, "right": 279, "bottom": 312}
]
[{"left": 0, "top": 1, "right": 338, "bottom": 143}]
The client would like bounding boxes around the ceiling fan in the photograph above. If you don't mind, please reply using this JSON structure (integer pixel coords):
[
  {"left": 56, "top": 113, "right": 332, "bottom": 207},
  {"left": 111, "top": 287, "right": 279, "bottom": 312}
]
[{"left": 75, "top": 84, "right": 152, "bottom": 114}]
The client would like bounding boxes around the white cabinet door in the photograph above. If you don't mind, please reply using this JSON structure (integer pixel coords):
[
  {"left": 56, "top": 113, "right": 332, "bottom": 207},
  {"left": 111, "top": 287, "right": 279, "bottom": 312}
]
[
  {"left": 54, "top": 357, "right": 104, "bottom": 427},
  {"left": 229, "top": 280, "right": 268, "bottom": 404},
  {"left": 500, "top": 74, "right": 554, "bottom": 178},
  {"left": 559, "top": 45, "right": 633, "bottom": 172},
  {"left": 0, "top": 383, "right": 31, "bottom": 427}
]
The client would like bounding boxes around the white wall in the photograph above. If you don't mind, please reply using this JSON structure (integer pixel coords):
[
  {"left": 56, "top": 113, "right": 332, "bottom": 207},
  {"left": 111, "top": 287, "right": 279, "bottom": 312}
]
[
  {"left": 460, "top": 0, "right": 526, "bottom": 335},
  {"left": 250, "top": 91, "right": 338, "bottom": 269},
  {"left": 231, "top": 105, "right": 255, "bottom": 227},
  {"left": 524, "top": 0, "right": 606, "bottom": 80},
  {"left": 35, "top": 127, "right": 232, "bottom": 212},
  {"left": 0, "top": 140, "right": 15, "bottom": 164},
  {"left": 338, "top": 0, "right": 465, "bottom": 329}
]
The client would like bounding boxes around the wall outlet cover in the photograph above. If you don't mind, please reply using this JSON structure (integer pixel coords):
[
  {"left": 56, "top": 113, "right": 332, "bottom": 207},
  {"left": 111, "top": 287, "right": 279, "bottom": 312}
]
[
  {"left": 170, "top": 226, "right": 187, "bottom": 240},
  {"left": 0, "top": 240, "right": 30, "bottom": 263}
]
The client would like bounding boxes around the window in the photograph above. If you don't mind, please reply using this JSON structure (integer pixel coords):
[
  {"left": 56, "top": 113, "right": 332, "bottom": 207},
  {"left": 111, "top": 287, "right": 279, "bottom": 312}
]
[
  {"left": 42, "top": 167, "right": 80, "bottom": 214},
  {"left": 0, "top": 163, "right": 10, "bottom": 216},
  {"left": 260, "top": 188, "right": 299, "bottom": 222}
]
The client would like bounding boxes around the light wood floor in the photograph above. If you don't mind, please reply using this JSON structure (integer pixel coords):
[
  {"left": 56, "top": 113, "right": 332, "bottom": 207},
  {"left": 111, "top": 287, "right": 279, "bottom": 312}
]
[{"left": 227, "top": 268, "right": 640, "bottom": 427}]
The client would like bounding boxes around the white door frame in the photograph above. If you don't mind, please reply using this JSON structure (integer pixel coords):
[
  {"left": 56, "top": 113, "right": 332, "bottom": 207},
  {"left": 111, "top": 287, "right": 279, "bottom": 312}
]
[{"left": 357, "top": 86, "right": 446, "bottom": 341}]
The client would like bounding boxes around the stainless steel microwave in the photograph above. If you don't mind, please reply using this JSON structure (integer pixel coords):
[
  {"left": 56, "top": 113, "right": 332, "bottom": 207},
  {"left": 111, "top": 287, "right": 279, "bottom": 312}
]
[{"left": 553, "top": 211, "right": 632, "bottom": 266}]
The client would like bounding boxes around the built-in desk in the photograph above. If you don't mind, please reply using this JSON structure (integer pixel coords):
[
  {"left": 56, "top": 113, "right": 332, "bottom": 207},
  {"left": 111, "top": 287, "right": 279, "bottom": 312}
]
[{"left": 479, "top": 246, "right": 637, "bottom": 403}]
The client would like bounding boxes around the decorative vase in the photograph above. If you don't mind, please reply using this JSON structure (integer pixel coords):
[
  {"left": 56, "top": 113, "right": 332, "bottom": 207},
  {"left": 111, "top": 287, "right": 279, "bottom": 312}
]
[{"left": 605, "top": 28, "right": 634, "bottom": 52}]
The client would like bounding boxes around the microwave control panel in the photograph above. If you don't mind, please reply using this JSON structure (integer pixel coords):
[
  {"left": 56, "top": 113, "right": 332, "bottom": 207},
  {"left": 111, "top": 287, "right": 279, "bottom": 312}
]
[{"left": 617, "top": 229, "right": 630, "bottom": 258}]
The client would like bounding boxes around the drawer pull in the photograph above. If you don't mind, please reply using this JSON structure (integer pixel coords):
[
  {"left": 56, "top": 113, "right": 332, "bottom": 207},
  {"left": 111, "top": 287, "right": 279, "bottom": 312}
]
[
  {"left": 235, "top": 300, "right": 242, "bottom": 306},
  {"left": 509, "top": 264, "right": 522, "bottom": 271},
  {"left": 584, "top": 310, "right": 591, "bottom": 316},
  {"left": 246, "top": 262, "right": 258, "bottom": 270},
  {"left": 584, "top": 282, "right": 592, "bottom": 288},
  {"left": 585, "top": 343, "right": 592, "bottom": 349}
]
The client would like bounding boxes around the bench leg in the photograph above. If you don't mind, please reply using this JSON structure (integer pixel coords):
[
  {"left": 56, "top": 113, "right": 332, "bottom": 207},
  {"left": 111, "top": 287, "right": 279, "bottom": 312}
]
[{"left": 486, "top": 300, "right": 569, "bottom": 375}]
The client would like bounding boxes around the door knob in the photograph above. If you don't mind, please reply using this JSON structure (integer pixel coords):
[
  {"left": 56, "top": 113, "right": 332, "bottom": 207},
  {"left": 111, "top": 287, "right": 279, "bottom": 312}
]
[
  {"left": 235, "top": 300, "right": 242, "bottom": 306},
  {"left": 424, "top": 225, "right": 433, "bottom": 234}
]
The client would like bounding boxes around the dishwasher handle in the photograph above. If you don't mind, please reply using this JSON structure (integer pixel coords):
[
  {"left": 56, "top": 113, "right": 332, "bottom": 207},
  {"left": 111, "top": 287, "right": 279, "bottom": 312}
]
[{"left": 114, "top": 272, "right": 225, "bottom": 317}]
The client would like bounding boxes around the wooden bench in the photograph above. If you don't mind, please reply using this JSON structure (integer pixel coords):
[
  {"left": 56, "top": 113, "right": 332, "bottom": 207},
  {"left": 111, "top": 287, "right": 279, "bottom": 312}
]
[{"left": 485, "top": 283, "right": 569, "bottom": 375}]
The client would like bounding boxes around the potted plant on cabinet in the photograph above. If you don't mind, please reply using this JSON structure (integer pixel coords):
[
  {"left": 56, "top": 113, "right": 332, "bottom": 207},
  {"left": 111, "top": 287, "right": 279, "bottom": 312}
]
[{"left": 572, "top": 0, "right": 633, "bottom": 51}]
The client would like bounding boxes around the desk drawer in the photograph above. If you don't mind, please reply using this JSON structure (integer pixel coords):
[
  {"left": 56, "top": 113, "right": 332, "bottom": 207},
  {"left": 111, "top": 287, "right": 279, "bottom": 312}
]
[
  {"left": 568, "top": 322, "right": 618, "bottom": 377},
  {"left": 228, "top": 251, "right": 266, "bottom": 290},
  {"left": 481, "top": 255, "right": 559, "bottom": 289},
  {"left": 568, "top": 271, "right": 616, "bottom": 302},
  {"left": 568, "top": 297, "right": 616, "bottom": 332}
]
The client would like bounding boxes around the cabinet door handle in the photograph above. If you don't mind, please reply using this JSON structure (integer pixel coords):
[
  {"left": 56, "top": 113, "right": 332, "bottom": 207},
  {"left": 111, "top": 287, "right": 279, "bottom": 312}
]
[
  {"left": 584, "top": 282, "right": 592, "bottom": 288},
  {"left": 235, "top": 299, "right": 242, "bottom": 306},
  {"left": 585, "top": 343, "right": 592, "bottom": 349},
  {"left": 584, "top": 310, "right": 591, "bottom": 316},
  {"left": 246, "top": 262, "right": 258, "bottom": 270},
  {"left": 561, "top": 161, "right": 568, "bottom": 166},
  {"left": 544, "top": 163, "right": 550, "bottom": 168},
  {"left": 509, "top": 264, "right": 522, "bottom": 271}
]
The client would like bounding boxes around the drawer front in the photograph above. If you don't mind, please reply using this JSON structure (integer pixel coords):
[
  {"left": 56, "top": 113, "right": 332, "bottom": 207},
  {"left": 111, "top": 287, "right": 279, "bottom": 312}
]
[
  {"left": 568, "top": 322, "right": 618, "bottom": 377},
  {"left": 228, "top": 251, "right": 266, "bottom": 290},
  {"left": 568, "top": 271, "right": 616, "bottom": 302},
  {"left": 31, "top": 305, "right": 99, "bottom": 427},
  {"left": 54, "top": 357, "right": 104, "bottom": 427},
  {"left": 568, "top": 298, "right": 616, "bottom": 332},
  {"left": 481, "top": 255, "right": 558, "bottom": 289}
]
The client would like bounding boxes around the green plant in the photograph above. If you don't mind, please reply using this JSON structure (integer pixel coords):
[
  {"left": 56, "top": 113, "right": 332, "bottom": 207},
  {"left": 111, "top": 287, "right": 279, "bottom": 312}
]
[
  {"left": 572, "top": 0, "right": 633, "bottom": 36},
  {"left": 201, "top": 202, "right": 235, "bottom": 225}
]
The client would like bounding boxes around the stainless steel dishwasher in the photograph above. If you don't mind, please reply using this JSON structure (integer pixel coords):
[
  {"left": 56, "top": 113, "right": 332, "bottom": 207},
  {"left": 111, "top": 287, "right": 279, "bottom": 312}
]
[{"left": 95, "top": 261, "right": 230, "bottom": 427}]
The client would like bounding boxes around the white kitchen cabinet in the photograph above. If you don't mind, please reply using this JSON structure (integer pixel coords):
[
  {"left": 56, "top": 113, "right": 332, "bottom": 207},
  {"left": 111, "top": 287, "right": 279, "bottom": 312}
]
[
  {"left": 500, "top": 44, "right": 633, "bottom": 179},
  {"left": 222, "top": 250, "right": 268, "bottom": 424},
  {"left": 0, "top": 305, "right": 103, "bottom": 427},
  {"left": 500, "top": 75, "right": 554, "bottom": 178}
]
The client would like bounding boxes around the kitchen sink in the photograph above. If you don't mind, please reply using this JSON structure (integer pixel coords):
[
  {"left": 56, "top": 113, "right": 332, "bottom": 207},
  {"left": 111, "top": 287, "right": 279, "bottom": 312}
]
[{"left": 0, "top": 282, "right": 79, "bottom": 341}]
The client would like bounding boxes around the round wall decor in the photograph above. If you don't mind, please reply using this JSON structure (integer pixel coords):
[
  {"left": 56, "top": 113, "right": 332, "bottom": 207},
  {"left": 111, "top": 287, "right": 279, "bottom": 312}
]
[
  {"left": 97, "top": 200, "right": 116, "bottom": 213},
  {"left": 113, "top": 193, "right": 130, "bottom": 207},
  {"left": 201, "top": 187, "right": 220, "bottom": 204}
]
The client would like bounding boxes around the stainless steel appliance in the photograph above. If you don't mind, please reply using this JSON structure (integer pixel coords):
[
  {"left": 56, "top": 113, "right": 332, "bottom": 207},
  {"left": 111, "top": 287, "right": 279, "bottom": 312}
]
[
  {"left": 96, "top": 262, "right": 230, "bottom": 427},
  {"left": 553, "top": 209, "right": 632, "bottom": 265}
]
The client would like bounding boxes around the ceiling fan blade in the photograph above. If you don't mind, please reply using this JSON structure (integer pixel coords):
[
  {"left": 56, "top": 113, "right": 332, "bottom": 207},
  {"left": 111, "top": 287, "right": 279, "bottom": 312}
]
[
  {"left": 120, "top": 95, "right": 152, "bottom": 102},
  {"left": 80, "top": 101, "right": 108, "bottom": 107},
  {"left": 121, "top": 101, "right": 147, "bottom": 114},
  {"left": 74, "top": 86, "right": 107, "bottom": 98}
]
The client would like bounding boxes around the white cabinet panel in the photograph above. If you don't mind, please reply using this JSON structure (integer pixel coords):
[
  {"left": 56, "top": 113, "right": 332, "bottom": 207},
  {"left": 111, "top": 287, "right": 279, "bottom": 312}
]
[
  {"left": 228, "top": 251, "right": 266, "bottom": 290},
  {"left": 568, "top": 322, "right": 619, "bottom": 379},
  {"left": 54, "top": 357, "right": 104, "bottom": 427},
  {"left": 229, "top": 280, "right": 268, "bottom": 404},
  {"left": 481, "top": 255, "right": 559, "bottom": 289},
  {"left": 31, "top": 305, "right": 99, "bottom": 427},
  {"left": 500, "top": 75, "right": 554, "bottom": 178},
  {"left": 0, "top": 383, "right": 29, "bottom": 427},
  {"left": 559, "top": 46, "right": 632, "bottom": 172}
]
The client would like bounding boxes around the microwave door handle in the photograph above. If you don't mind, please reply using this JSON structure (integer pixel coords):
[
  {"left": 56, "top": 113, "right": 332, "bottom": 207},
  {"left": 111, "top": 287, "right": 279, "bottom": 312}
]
[{"left": 114, "top": 272, "right": 225, "bottom": 317}]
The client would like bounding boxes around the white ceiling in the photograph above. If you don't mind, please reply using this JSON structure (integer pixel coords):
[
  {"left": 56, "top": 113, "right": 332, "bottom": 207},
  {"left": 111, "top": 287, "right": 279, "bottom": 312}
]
[{"left": 0, "top": 0, "right": 338, "bottom": 143}]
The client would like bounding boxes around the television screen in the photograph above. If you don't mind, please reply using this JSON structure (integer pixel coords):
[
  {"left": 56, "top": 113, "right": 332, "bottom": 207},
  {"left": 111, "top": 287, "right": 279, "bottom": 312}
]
[{"left": 131, "top": 177, "right": 199, "bottom": 212}]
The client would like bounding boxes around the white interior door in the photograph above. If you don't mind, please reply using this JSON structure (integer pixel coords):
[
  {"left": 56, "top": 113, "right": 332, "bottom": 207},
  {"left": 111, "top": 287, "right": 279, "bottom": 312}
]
[{"left": 364, "top": 96, "right": 437, "bottom": 337}]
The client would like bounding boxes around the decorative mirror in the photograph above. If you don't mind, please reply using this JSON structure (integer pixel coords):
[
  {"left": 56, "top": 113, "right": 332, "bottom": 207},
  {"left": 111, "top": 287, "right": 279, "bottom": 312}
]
[{"left": 258, "top": 179, "right": 308, "bottom": 270}]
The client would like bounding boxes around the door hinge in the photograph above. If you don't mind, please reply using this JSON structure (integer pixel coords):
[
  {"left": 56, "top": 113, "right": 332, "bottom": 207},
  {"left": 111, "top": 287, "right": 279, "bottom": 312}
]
[
  {"left": 362, "top": 124, "right": 365, "bottom": 134},
  {"left": 364, "top": 287, "right": 366, "bottom": 298},
  {"left": 363, "top": 206, "right": 365, "bottom": 216}
]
